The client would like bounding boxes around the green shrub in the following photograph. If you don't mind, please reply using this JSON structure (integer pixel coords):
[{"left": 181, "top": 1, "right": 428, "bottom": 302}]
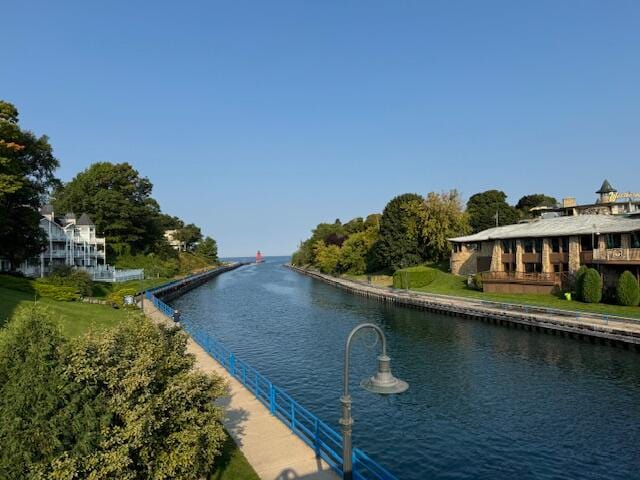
[
  {"left": 42, "top": 268, "right": 94, "bottom": 297},
  {"left": 472, "top": 273, "right": 483, "bottom": 291},
  {"left": 33, "top": 282, "right": 80, "bottom": 301},
  {"left": 0, "top": 306, "right": 228, "bottom": 479},
  {"left": 580, "top": 268, "right": 602, "bottom": 303},
  {"left": 574, "top": 265, "right": 589, "bottom": 301},
  {"left": 107, "top": 287, "right": 138, "bottom": 307},
  {"left": 616, "top": 271, "right": 640, "bottom": 306},
  {"left": 392, "top": 266, "right": 438, "bottom": 289}
]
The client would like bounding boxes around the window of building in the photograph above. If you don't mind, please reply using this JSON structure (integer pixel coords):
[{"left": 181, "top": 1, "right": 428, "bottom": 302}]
[
  {"left": 502, "top": 240, "right": 513, "bottom": 254},
  {"left": 631, "top": 232, "right": 640, "bottom": 249},
  {"left": 561, "top": 237, "right": 569, "bottom": 253},
  {"left": 581, "top": 235, "right": 593, "bottom": 251},
  {"left": 524, "top": 263, "right": 542, "bottom": 273},
  {"left": 534, "top": 239, "right": 543, "bottom": 253},
  {"left": 606, "top": 233, "right": 622, "bottom": 249},
  {"left": 553, "top": 264, "right": 561, "bottom": 273},
  {"left": 551, "top": 238, "right": 560, "bottom": 253},
  {"left": 524, "top": 239, "right": 534, "bottom": 253}
]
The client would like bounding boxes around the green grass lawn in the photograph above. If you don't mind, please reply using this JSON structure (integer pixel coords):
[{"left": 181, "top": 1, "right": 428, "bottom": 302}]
[
  {"left": 0, "top": 286, "right": 141, "bottom": 336},
  {"left": 345, "top": 269, "right": 640, "bottom": 320},
  {"left": 91, "top": 277, "right": 170, "bottom": 298},
  {"left": 210, "top": 434, "right": 260, "bottom": 480}
]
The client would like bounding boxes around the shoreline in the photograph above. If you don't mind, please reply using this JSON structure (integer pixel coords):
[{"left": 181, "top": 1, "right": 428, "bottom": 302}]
[{"left": 285, "top": 264, "right": 640, "bottom": 350}]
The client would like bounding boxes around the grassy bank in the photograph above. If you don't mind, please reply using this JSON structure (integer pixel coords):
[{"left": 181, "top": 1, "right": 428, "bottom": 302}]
[
  {"left": 345, "top": 268, "right": 640, "bottom": 320},
  {"left": 0, "top": 286, "right": 139, "bottom": 336}
]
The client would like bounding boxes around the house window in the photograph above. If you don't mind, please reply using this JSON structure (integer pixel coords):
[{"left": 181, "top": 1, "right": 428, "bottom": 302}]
[
  {"left": 561, "top": 237, "right": 569, "bottom": 253},
  {"left": 581, "top": 235, "right": 593, "bottom": 251},
  {"left": 606, "top": 233, "right": 622, "bottom": 249},
  {"left": 524, "top": 263, "right": 542, "bottom": 273},
  {"left": 551, "top": 238, "right": 560, "bottom": 253},
  {"left": 631, "top": 232, "right": 640, "bottom": 249},
  {"left": 524, "top": 239, "right": 534, "bottom": 253},
  {"left": 553, "top": 264, "right": 561, "bottom": 273},
  {"left": 534, "top": 239, "right": 543, "bottom": 253}
]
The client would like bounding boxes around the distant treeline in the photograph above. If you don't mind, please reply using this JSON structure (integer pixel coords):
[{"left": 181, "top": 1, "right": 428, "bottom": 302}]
[{"left": 291, "top": 190, "right": 557, "bottom": 275}]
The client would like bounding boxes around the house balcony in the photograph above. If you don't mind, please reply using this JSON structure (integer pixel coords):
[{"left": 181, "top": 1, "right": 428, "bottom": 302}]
[
  {"left": 481, "top": 271, "right": 563, "bottom": 294},
  {"left": 591, "top": 248, "right": 640, "bottom": 264}
]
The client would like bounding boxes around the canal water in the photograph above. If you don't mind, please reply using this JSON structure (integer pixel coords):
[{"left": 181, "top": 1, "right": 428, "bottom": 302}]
[{"left": 173, "top": 257, "right": 640, "bottom": 480}]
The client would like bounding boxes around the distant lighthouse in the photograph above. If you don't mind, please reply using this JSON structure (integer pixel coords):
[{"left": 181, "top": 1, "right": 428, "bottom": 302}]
[{"left": 256, "top": 250, "right": 264, "bottom": 263}]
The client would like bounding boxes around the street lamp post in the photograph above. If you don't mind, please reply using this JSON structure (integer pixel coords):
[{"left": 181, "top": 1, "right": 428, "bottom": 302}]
[{"left": 339, "top": 323, "right": 409, "bottom": 480}]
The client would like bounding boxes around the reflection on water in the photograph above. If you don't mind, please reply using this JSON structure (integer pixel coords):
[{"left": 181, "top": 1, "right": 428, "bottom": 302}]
[{"left": 174, "top": 258, "right": 640, "bottom": 480}]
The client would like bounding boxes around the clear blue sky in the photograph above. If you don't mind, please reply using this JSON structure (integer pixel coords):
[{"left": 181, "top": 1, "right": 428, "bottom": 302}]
[{"left": 3, "top": 1, "right": 639, "bottom": 256}]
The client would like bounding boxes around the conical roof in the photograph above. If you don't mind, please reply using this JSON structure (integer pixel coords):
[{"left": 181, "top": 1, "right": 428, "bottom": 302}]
[
  {"left": 76, "top": 213, "right": 94, "bottom": 226},
  {"left": 596, "top": 179, "right": 617, "bottom": 194}
]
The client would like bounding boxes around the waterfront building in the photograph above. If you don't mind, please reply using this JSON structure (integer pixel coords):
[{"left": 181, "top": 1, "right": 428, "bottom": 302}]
[
  {"left": 164, "top": 229, "right": 187, "bottom": 251},
  {"left": 449, "top": 181, "right": 640, "bottom": 293},
  {"left": 1, "top": 205, "right": 143, "bottom": 281}
]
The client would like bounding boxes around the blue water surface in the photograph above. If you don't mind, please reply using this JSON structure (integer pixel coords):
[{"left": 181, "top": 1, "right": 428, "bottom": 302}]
[{"left": 173, "top": 257, "right": 640, "bottom": 480}]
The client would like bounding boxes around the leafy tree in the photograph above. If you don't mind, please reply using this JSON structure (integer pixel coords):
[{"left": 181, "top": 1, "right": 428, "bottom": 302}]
[
  {"left": 516, "top": 194, "right": 558, "bottom": 218},
  {"left": 466, "top": 190, "right": 519, "bottom": 233},
  {"left": 337, "top": 228, "right": 378, "bottom": 274},
  {"left": 419, "top": 190, "right": 471, "bottom": 262},
  {"left": 371, "top": 193, "right": 426, "bottom": 271},
  {"left": 156, "top": 213, "right": 184, "bottom": 231},
  {"left": 291, "top": 238, "right": 314, "bottom": 266},
  {"left": 0, "top": 306, "right": 103, "bottom": 479},
  {"left": 53, "top": 162, "right": 162, "bottom": 258},
  {"left": 313, "top": 241, "right": 341, "bottom": 274},
  {"left": 176, "top": 223, "right": 203, "bottom": 251},
  {"left": 195, "top": 236, "right": 218, "bottom": 263},
  {"left": 580, "top": 268, "right": 602, "bottom": 303},
  {"left": 0, "top": 306, "right": 228, "bottom": 479},
  {"left": 616, "top": 271, "right": 640, "bottom": 306},
  {"left": 364, "top": 213, "right": 382, "bottom": 230},
  {"left": 0, "top": 100, "right": 59, "bottom": 270},
  {"left": 343, "top": 217, "right": 366, "bottom": 235}
]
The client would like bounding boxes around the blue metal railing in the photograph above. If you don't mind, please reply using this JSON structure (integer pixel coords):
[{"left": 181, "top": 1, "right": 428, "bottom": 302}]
[{"left": 144, "top": 286, "right": 398, "bottom": 480}]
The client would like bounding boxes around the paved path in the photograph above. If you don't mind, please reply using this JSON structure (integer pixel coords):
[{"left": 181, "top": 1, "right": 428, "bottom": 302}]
[
  {"left": 288, "top": 265, "right": 640, "bottom": 346},
  {"left": 143, "top": 300, "right": 338, "bottom": 480}
]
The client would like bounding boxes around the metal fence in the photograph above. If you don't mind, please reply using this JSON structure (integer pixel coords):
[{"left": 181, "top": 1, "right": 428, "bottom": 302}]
[{"left": 145, "top": 287, "right": 397, "bottom": 480}]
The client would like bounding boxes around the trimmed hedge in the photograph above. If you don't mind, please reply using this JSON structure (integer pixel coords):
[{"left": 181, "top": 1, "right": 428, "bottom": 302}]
[
  {"left": 581, "top": 268, "right": 602, "bottom": 304},
  {"left": 616, "top": 271, "right": 640, "bottom": 307},
  {"left": 392, "top": 266, "right": 438, "bottom": 289},
  {"left": 0, "top": 274, "right": 80, "bottom": 301},
  {"left": 34, "top": 283, "right": 80, "bottom": 302},
  {"left": 574, "top": 265, "right": 589, "bottom": 301}
]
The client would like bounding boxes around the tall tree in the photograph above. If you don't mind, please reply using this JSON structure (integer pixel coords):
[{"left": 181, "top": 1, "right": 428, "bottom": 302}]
[
  {"left": 515, "top": 193, "right": 558, "bottom": 218},
  {"left": 175, "top": 223, "right": 203, "bottom": 251},
  {"left": 371, "top": 193, "right": 426, "bottom": 271},
  {"left": 419, "top": 190, "right": 471, "bottom": 261},
  {"left": 466, "top": 190, "right": 519, "bottom": 233},
  {"left": 53, "top": 162, "right": 162, "bottom": 258},
  {"left": 0, "top": 100, "right": 59, "bottom": 270},
  {"left": 195, "top": 236, "right": 218, "bottom": 263}
]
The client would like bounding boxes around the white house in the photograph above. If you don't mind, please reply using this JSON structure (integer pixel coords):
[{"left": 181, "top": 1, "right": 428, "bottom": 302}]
[{"left": 2, "top": 205, "right": 143, "bottom": 282}]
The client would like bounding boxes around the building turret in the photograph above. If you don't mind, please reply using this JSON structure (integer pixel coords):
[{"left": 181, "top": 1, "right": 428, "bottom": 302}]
[{"left": 596, "top": 179, "right": 617, "bottom": 203}]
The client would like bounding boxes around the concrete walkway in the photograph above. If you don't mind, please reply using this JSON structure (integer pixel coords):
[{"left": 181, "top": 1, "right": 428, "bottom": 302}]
[{"left": 143, "top": 300, "right": 338, "bottom": 480}]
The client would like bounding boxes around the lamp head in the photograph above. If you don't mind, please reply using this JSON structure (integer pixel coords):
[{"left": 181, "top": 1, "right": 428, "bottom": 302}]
[{"left": 360, "top": 354, "right": 409, "bottom": 395}]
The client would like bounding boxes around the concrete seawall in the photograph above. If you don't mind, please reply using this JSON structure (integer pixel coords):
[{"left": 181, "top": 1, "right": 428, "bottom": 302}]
[
  {"left": 152, "top": 263, "right": 244, "bottom": 302},
  {"left": 286, "top": 264, "right": 640, "bottom": 350}
]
